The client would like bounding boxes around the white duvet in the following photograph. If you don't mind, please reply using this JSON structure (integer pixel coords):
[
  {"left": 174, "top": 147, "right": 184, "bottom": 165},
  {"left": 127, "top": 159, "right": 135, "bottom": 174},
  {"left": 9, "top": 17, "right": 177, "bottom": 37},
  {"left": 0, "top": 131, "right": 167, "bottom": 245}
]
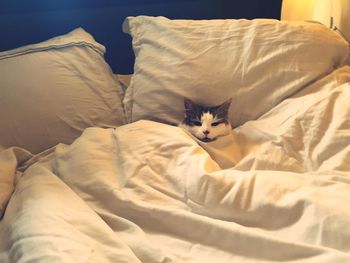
[{"left": 1, "top": 66, "right": 350, "bottom": 262}]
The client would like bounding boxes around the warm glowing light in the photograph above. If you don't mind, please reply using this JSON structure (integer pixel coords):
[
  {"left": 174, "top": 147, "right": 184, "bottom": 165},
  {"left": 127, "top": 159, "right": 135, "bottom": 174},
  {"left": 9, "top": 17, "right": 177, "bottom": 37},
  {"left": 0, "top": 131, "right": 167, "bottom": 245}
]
[
  {"left": 281, "top": 0, "right": 318, "bottom": 22},
  {"left": 281, "top": 0, "right": 350, "bottom": 42}
]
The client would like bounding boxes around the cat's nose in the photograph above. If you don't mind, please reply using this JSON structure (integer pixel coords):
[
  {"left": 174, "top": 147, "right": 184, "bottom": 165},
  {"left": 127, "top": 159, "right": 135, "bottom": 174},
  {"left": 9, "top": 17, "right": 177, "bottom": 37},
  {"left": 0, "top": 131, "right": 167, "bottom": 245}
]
[{"left": 203, "top": 130, "right": 210, "bottom": 135}]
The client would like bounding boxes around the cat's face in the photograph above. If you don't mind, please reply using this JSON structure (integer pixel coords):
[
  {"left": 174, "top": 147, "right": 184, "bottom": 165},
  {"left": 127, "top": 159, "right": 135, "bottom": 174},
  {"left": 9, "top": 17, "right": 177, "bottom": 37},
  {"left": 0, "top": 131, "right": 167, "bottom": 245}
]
[{"left": 181, "top": 98, "right": 232, "bottom": 142}]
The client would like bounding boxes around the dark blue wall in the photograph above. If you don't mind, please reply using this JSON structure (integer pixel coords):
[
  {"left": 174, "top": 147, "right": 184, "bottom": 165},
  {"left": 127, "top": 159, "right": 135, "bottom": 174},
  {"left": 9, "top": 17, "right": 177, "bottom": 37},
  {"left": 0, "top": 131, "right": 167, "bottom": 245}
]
[{"left": 0, "top": 0, "right": 282, "bottom": 74}]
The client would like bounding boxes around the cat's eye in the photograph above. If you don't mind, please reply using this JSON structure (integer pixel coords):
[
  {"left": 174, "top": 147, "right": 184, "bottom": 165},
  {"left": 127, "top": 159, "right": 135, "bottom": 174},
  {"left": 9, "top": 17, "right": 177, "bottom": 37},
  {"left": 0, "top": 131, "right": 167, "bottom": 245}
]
[
  {"left": 192, "top": 121, "right": 202, "bottom": 126},
  {"left": 211, "top": 122, "right": 222, "bottom": 127}
]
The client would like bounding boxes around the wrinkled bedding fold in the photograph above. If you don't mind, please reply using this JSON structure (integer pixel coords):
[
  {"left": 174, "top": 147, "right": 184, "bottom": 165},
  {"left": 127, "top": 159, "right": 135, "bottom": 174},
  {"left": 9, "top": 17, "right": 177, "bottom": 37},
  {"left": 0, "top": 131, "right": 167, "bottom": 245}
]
[{"left": 1, "top": 66, "right": 350, "bottom": 262}]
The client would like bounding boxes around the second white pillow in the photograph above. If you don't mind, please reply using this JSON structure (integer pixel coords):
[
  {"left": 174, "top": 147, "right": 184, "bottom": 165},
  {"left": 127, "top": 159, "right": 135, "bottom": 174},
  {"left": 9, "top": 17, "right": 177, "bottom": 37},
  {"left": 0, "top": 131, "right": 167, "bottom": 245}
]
[{"left": 123, "top": 16, "right": 349, "bottom": 127}]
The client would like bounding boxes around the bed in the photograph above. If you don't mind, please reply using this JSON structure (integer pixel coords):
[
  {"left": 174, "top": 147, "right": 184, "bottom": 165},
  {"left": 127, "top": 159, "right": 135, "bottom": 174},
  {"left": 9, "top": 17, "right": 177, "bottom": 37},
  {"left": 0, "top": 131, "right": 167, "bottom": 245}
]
[{"left": 1, "top": 2, "right": 350, "bottom": 263}]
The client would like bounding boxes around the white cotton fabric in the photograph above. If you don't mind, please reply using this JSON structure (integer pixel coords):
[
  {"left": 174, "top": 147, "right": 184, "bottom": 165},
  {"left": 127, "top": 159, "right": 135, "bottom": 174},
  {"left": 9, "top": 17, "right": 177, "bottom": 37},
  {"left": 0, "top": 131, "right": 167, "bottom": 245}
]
[
  {"left": 1, "top": 66, "right": 350, "bottom": 262},
  {"left": 0, "top": 28, "right": 126, "bottom": 154},
  {"left": 123, "top": 16, "right": 349, "bottom": 127},
  {"left": 0, "top": 147, "right": 32, "bottom": 219}
]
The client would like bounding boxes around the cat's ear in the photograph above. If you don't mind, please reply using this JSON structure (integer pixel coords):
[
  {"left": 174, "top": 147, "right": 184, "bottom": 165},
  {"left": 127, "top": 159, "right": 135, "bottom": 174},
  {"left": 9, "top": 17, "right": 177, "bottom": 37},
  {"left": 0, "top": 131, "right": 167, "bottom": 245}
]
[
  {"left": 218, "top": 98, "right": 232, "bottom": 113},
  {"left": 184, "top": 97, "right": 195, "bottom": 111},
  {"left": 213, "top": 98, "right": 231, "bottom": 119}
]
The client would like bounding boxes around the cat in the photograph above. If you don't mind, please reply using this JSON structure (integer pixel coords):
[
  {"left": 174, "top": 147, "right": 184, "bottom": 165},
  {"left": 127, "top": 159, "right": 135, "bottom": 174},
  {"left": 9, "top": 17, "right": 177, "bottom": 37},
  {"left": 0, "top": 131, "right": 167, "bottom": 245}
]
[{"left": 179, "top": 97, "right": 232, "bottom": 142}]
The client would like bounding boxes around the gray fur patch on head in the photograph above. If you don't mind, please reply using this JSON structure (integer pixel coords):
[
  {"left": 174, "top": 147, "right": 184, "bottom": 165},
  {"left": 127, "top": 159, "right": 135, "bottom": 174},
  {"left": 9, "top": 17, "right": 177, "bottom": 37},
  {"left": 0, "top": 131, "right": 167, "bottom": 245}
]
[{"left": 182, "top": 98, "right": 231, "bottom": 126}]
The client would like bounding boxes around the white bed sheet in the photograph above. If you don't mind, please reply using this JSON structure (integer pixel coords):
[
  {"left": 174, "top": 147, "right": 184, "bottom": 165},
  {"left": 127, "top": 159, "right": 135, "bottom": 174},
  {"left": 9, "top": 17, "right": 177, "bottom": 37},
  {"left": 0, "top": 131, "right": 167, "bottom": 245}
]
[{"left": 1, "top": 66, "right": 350, "bottom": 262}]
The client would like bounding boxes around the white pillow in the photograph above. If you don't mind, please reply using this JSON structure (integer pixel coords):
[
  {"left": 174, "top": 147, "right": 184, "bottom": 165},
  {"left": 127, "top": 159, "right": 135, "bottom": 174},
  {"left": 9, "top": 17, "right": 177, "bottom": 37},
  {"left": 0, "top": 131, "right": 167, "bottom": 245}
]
[
  {"left": 123, "top": 16, "right": 350, "bottom": 127},
  {"left": 0, "top": 28, "right": 126, "bottom": 153}
]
